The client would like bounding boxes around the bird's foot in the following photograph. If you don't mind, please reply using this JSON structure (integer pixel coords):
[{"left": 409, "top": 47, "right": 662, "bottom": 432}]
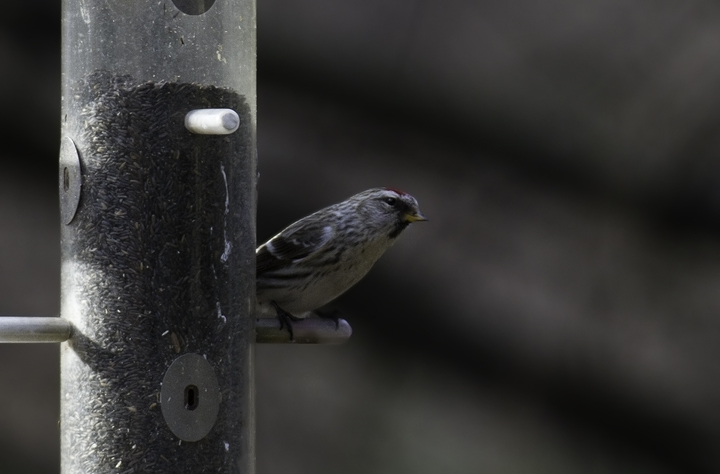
[
  {"left": 271, "top": 301, "right": 301, "bottom": 341},
  {"left": 314, "top": 308, "right": 341, "bottom": 330}
]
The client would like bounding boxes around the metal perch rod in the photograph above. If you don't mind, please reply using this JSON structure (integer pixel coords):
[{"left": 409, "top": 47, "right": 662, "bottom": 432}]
[
  {"left": 0, "top": 317, "right": 73, "bottom": 343},
  {"left": 0, "top": 316, "right": 351, "bottom": 344}
]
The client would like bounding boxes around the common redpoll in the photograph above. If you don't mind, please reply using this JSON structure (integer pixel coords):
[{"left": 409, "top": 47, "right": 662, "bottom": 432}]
[{"left": 256, "top": 187, "right": 427, "bottom": 338}]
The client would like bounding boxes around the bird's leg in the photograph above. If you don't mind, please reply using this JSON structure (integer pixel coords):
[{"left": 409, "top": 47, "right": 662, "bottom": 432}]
[
  {"left": 271, "top": 301, "right": 301, "bottom": 341},
  {"left": 314, "top": 308, "right": 341, "bottom": 330}
]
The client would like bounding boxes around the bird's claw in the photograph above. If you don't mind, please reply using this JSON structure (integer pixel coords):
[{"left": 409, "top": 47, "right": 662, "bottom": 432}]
[{"left": 271, "top": 301, "right": 299, "bottom": 341}]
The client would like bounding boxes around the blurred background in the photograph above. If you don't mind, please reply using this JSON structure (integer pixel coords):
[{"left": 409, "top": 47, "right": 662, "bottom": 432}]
[{"left": 2, "top": 0, "right": 720, "bottom": 472}]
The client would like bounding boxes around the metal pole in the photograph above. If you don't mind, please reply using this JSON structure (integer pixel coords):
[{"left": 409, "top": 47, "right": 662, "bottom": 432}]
[
  {"left": 255, "top": 318, "right": 352, "bottom": 344},
  {"left": 0, "top": 317, "right": 72, "bottom": 343},
  {"left": 0, "top": 316, "right": 352, "bottom": 344},
  {"left": 60, "top": 0, "right": 256, "bottom": 472}
]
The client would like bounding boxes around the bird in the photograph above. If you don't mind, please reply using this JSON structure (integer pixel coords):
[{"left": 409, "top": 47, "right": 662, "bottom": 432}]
[{"left": 256, "top": 187, "right": 427, "bottom": 339}]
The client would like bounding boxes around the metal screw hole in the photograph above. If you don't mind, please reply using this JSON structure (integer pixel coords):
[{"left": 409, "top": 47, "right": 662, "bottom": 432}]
[{"left": 184, "top": 384, "right": 199, "bottom": 411}]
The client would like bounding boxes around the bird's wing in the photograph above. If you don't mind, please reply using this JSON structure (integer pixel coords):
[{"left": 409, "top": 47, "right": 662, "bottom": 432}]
[{"left": 256, "top": 220, "right": 335, "bottom": 275}]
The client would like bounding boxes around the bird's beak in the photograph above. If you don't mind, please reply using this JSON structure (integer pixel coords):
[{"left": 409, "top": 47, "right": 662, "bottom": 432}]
[{"left": 404, "top": 210, "right": 428, "bottom": 223}]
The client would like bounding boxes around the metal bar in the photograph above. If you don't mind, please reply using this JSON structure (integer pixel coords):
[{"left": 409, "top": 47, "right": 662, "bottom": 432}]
[
  {"left": 256, "top": 317, "right": 353, "bottom": 344},
  {"left": 0, "top": 316, "right": 351, "bottom": 344},
  {"left": 0, "top": 317, "right": 72, "bottom": 343}
]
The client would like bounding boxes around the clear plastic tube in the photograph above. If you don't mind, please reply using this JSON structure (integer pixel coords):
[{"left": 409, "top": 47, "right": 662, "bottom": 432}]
[{"left": 60, "top": 0, "right": 256, "bottom": 471}]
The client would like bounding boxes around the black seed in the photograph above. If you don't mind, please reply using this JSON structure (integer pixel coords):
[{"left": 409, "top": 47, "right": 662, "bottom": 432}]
[{"left": 63, "top": 71, "right": 254, "bottom": 470}]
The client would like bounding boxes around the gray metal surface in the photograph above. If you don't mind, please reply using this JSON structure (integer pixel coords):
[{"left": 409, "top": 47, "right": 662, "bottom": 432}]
[
  {"left": 0, "top": 317, "right": 71, "bottom": 343},
  {"left": 160, "top": 353, "right": 221, "bottom": 442},
  {"left": 0, "top": 316, "right": 351, "bottom": 344},
  {"left": 58, "top": 137, "right": 82, "bottom": 225},
  {"left": 256, "top": 317, "right": 352, "bottom": 344}
]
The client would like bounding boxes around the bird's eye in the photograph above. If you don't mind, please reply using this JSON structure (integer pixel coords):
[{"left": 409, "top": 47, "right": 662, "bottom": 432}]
[{"left": 383, "top": 197, "right": 397, "bottom": 206}]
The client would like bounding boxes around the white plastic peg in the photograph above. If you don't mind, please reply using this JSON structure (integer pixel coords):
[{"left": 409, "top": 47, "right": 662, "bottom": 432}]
[{"left": 185, "top": 108, "right": 240, "bottom": 135}]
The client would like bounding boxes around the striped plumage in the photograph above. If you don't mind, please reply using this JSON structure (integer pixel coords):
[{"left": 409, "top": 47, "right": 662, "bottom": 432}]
[{"left": 256, "top": 188, "right": 427, "bottom": 318}]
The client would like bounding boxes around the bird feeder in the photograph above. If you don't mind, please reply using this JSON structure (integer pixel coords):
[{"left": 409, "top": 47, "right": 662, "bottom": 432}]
[{"left": 0, "top": 0, "right": 349, "bottom": 472}]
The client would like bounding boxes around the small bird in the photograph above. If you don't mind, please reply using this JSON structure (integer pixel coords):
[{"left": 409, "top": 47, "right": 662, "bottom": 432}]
[{"left": 256, "top": 187, "right": 427, "bottom": 338}]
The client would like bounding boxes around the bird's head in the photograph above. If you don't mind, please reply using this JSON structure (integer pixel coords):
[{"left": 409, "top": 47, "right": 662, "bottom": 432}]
[{"left": 354, "top": 187, "right": 427, "bottom": 238}]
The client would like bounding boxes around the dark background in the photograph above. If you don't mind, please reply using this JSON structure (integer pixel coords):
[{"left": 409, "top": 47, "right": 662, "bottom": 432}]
[{"left": 2, "top": 0, "right": 720, "bottom": 472}]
